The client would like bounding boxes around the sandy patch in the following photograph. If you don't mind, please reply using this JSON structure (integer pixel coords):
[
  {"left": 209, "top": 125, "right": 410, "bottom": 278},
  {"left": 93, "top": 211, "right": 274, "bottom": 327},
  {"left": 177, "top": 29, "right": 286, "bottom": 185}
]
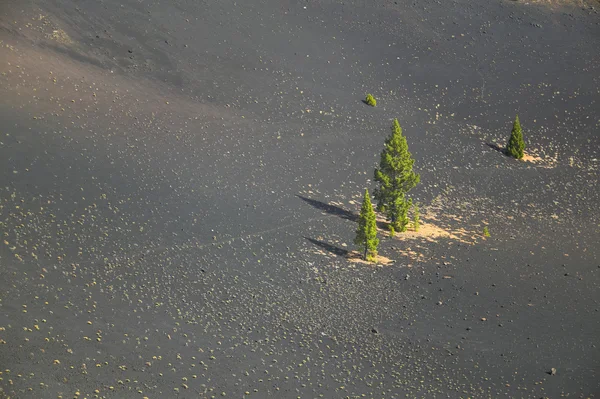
[
  {"left": 393, "top": 222, "right": 470, "bottom": 242},
  {"left": 520, "top": 150, "right": 558, "bottom": 168},
  {"left": 346, "top": 251, "right": 393, "bottom": 266},
  {"left": 488, "top": 141, "right": 558, "bottom": 168},
  {"left": 385, "top": 221, "right": 476, "bottom": 263},
  {"left": 375, "top": 213, "right": 476, "bottom": 244}
]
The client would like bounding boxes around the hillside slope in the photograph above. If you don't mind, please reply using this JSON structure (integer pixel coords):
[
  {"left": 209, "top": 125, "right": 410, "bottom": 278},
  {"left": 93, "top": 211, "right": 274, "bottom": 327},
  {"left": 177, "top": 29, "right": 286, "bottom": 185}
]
[{"left": 1, "top": 0, "right": 599, "bottom": 397}]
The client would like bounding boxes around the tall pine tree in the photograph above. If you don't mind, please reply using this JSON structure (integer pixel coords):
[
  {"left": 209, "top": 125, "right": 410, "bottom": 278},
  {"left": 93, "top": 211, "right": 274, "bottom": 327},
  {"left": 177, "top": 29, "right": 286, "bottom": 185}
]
[
  {"left": 374, "top": 119, "right": 420, "bottom": 231},
  {"left": 506, "top": 115, "right": 525, "bottom": 159},
  {"left": 354, "top": 189, "right": 379, "bottom": 261}
]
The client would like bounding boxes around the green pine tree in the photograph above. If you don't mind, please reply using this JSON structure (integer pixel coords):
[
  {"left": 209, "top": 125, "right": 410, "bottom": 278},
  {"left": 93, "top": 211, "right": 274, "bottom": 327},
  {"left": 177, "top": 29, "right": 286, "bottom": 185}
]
[
  {"left": 374, "top": 119, "right": 420, "bottom": 232},
  {"left": 412, "top": 202, "right": 420, "bottom": 232},
  {"left": 506, "top": 115, "right": 525, "bottom": 159},
  {"left": 354, "top": 189, "right": 379, "bottom": 261},
  {"left": 393, "top": 193, "right": 412, "bottom": 232}
]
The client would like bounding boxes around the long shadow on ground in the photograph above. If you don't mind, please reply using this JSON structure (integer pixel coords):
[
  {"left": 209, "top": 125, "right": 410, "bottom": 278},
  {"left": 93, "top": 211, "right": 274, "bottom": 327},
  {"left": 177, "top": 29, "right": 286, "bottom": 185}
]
[
  {"left": 297, "top": 195, "right": 390, "bottom": 230},
  {"left": 304, "top": 237, "right": 349, "bottom": 257},
  {"left": 297, "top": 195, "right": 357, "bottom": 221},
  {"left": 486, "top": 142, "right": 505, "bottom": 155}
]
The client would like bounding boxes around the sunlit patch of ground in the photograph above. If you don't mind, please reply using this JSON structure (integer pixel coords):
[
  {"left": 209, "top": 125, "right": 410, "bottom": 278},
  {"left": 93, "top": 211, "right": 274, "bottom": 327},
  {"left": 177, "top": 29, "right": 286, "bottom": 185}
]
[
  {"left": 375, "top": 213, "right": 476, "bottom": 245},
  {"left": 304, "top": 196, "right": 483, "bottom": 267},
  {"left": 520, "top": 150, "right": 559, "bottom": 168},
  {"left": 395, "top": 222, "right": 473, "bottom": 243},
  {"left": 487, "top": 141, "right": 559, "bottom": 168},
  {"left": 346, "top": 251, "right": 393, "bottom": 266}
]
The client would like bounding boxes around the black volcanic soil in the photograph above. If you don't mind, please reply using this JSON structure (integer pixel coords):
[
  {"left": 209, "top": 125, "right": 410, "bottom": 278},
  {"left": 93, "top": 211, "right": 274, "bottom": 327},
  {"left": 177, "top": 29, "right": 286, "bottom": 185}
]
[{"left": 1, "top": 0, "right": 599, "bottom": 398}]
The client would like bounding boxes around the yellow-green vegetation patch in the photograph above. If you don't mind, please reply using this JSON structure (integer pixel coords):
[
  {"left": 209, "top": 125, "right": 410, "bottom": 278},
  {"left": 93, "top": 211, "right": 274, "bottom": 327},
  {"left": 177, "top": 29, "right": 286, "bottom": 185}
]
[{"left": 365, "top": 93, "right": 376, "bottom": 107}]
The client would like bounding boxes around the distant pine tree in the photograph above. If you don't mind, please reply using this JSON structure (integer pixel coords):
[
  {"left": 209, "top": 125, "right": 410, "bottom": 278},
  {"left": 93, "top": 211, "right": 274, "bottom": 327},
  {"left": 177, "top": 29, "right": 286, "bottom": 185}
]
[
  {"left": 374, "top": 119, "right": 420, "bottom": 231},
  {"left": 506, "top": 115, "right": 525, "bottom": 159},
  {"left": 354, "top": 189, "right": 379, "bottom": 261},
  {"left": 365, "top": 94, "right": 377, "bottom": 107}
]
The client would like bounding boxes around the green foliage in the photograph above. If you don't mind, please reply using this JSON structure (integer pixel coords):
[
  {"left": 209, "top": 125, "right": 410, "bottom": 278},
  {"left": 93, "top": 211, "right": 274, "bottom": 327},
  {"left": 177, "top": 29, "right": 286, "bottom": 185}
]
[
  {"left": 388, "top": 224, "right": 395, "bottom": 237},
  {"left": 365, "top": 93, "right": 377, "bottom": 107},
  {"left": 366, "top": 250, "right": 377, "bottom": 262},
  {"left": 374, "top": 119, "right": 420, "bottom": 231},
  {"left": 483, "top": 226, "right": 490, "bottom": 237},
  {"left": 413, "top": 203, "right": 420, "bottom": 232},
  {"left": 354, "top": 189, "right": 379, "bottom": 261},
  {"left": 394, "top": 194, "right": 412, "bottom": 232},
  {"left": 506, "top": 115, "right": 525, "bottom": 159}
]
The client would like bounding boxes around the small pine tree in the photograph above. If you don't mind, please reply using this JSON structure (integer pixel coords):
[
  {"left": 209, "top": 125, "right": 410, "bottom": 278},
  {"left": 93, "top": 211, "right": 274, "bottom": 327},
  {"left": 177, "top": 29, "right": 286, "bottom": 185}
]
[
  {"left": 506, "top": 115, "right": 525, "bottom": 159},
  {"left": 374, "top": 119, "right": 420, "bottom": 231},
  {"left": 413, "top": 203, "right": 420, "bottom": 232},
  {"left": 365, "top": 94, "right": 377, "bottom": 107},
  {"left": 483, "top": 226, "right": 490, "bottom": 237},
  {"left": 354, "top": 189, "right": 379, "bottom": 261}
]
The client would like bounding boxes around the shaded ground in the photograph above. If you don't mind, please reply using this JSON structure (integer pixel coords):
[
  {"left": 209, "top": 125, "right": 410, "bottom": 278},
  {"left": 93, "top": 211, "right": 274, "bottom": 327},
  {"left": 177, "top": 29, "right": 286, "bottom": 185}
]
[{"left": 0, "top": 0, "right": 599, "bottom": 398}]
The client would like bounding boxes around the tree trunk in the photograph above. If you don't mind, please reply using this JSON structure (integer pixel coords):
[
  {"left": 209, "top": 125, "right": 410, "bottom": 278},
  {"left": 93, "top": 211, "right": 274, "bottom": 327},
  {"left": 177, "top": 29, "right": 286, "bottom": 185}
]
[{"left": 363, "top": 245, "right": 368, "bottom": 260}]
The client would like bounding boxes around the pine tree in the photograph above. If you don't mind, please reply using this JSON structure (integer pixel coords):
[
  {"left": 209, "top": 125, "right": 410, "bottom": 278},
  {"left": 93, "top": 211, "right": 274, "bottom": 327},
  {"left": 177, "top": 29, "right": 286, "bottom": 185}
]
[
  {"left": 393, "top": 193, "right": 412, "bottom": 232},
  {"left": 413, "top": 202, "right": 420, "bottom": 232},
  {"left": 354, "top": 189, "right": 379, "bottom": 261},
  {"left": 374, "top": 119, "right": 420, "bottom": 231},
  {"left": 506, "top": 115, "right": 525, "bottom": 159}
]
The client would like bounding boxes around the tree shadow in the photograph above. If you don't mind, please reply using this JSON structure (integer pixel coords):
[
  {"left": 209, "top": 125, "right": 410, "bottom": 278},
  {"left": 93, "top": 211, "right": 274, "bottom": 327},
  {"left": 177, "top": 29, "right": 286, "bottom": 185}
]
[
  {"left": 297, "top": 195, "right": 391, "bottom": 231},
  {"left": 304, "top": 237, "right": 349, "bottom": 257},
  {"left": 296, "top": 195, "right": 357, "bottom": 221},
  {"left": 486, "top": 142, "right": 506, "bottom": 155}
]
